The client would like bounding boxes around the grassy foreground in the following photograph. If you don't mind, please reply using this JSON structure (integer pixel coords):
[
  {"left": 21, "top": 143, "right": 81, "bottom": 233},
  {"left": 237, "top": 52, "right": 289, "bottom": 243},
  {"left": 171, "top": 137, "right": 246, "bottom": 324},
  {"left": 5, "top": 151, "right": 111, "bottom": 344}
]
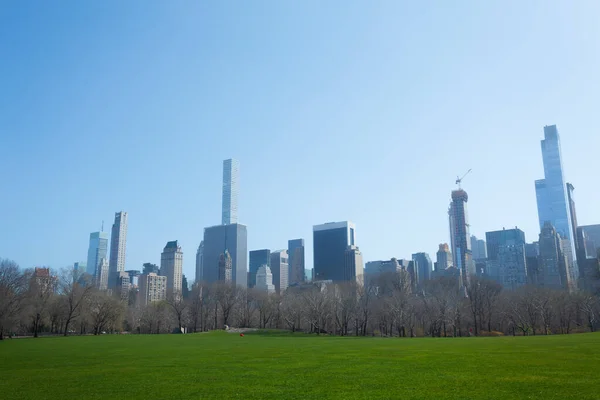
[{"left": 1, "top": 331, "right": 599, "bottom": 400}]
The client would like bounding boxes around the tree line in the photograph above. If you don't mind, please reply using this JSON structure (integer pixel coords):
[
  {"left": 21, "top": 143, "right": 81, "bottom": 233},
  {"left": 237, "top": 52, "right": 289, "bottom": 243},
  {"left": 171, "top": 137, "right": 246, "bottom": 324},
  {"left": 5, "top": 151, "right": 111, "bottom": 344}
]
[{"left": 1, "top": 258, "right": 598, "bottom": 339}]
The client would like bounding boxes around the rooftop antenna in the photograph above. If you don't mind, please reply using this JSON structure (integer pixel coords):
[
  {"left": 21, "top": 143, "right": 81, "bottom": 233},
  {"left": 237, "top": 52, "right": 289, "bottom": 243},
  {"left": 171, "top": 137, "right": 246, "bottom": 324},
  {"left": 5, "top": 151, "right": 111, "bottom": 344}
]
[
  {"left": 101, "top": 220, "right": 104, "bottom": 232},
  {"left": 455, "top": 169, "right": 472, "bottom": 189}
]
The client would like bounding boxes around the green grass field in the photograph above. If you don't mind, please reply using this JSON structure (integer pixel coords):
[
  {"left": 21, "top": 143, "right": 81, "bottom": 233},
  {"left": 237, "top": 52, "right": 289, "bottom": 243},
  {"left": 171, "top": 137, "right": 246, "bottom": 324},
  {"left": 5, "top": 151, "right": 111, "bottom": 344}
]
[{"left": 1, "top": 331, "right": 599, "bottom": 399}]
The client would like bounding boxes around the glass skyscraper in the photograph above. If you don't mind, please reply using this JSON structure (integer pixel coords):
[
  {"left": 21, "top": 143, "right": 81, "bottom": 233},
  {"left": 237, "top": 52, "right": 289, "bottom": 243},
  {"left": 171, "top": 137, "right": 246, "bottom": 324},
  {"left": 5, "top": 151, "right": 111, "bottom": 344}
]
[
  {"left": 222, "top": 158, "right": 239, "bottom": 225},
  {"left": 202, "top": 223, "right": 248, "bottom": 287},
  {"left": 313, "top": 221, "right": 356, "bottom": 282},
  {"left": 535, "top": 125, "right": 572, "bottom": 241},
  {"left": 109, "top": 211, "right": 128, "bottom": 288},
  {"left": 288, "top": 239, "right": 305, "bottom": 285},
  {"left": 249, "top": 249, "right": 271, "bottom": 288},
  {"left": 86, "top": 231, "right": 108, "bottom": 277},
  {"left": 448, "top": 189, "right": 474, "bottom": 286}
]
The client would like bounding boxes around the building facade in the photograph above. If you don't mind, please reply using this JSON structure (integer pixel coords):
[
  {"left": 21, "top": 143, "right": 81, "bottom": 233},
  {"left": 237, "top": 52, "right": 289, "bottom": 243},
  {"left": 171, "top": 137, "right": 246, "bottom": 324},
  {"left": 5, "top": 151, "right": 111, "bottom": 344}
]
[
  {"left": 448, "top": 189, "right": 474, "bottom": 286},
  {"left": 344, "top": 245, "right": 364, "bottom": 283},
  {"left": 255, "top": 265, "right": 275, "bottom": 294},
  {"left": 538, "top": 222, "right": 570, "bottom": 290},
  {"left": 249, "top": 249, "right": 270, "bottom": 288},
  {"left": 86, "top": 231, "right": 108, "bottom": 277},
  {"left": 218, "top": 250, "right": 233, "bottom": 282},
  {"left": 435, "top": 243, "right": 452, "bottom": 273},
  {"left": 313, "top": 221, "right": 356, "bottom": 282},
  {"left": 160, "top": 240, "right": 183, "bottom": 296},
  {"left": 109, "top": 211, "right": 128, "bottom": 288},
  {"left": 470, "top": 236, "right": 487, "bottom": 261},
  {"left": 578, "top": 225, "right": 600, "bottom": 258},
  {"left": 97, "top": 258, "right": 109, "bottom": 290},
  {"left": 288, "top": 239, "right": 305, "bottom": 286},
  {"left": 535, "top": 125, "right": 572, "bottom": 242},
  {"left": 221, "top": 158, "right": 239, "bottom": 225},
  {"left": 485, "top": 228, "right": 526, "bottom": 261},
  {"left": 138, "top": 273, "right": 167, "bottom": 306},
  {"left": 203, "top": 223, "right": 248, "bottom": 287},
  {"left": 484, "top": 228, "right": 527, "bottom": 290},
  {"left": 270, "top": 250, "right": 289, "bottom": 294},
  {"left": 195, "top": 241, "right": 204, "bottom": 283},
  {"left": 411, "top": 252, "right": 432, "bottom": 284}
]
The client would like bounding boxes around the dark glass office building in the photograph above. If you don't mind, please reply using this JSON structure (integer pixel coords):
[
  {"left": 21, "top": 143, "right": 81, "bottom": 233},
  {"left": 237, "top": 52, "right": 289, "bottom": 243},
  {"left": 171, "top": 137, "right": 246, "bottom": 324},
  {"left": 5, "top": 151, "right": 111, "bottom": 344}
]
[
  {"left": 288, "top": 239, "right": 305, "bottom": 285},
  {"left": 249, "top": 249, "right": 270, "bottom": 288},
  {"left": 485, "top": 228, "right": 526, "bottom": 261},
  {"left": 203, "top": 223, "right": 248, "bottom": 287},
  {"left": 313, "top": 221, "right": 355, "bottom": 282}
]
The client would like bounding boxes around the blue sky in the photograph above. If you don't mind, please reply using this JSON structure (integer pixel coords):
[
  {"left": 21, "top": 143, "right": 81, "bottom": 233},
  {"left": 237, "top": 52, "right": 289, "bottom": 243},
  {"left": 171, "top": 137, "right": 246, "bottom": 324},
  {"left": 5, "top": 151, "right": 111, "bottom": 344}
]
[{"left": 2, "top": 1, "right": 600, "bottom": 280}]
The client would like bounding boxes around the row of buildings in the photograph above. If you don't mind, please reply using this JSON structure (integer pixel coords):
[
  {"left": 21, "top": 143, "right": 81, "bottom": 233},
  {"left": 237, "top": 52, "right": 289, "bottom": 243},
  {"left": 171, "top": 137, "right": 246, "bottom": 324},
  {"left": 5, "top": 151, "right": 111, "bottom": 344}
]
[{"left": 71, "top": 124, "right": 600, "bottom": 306}]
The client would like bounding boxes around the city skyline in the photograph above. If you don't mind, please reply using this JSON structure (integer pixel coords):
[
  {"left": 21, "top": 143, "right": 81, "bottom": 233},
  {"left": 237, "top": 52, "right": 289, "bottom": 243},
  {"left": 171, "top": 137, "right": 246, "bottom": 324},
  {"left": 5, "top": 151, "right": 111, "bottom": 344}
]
[{"left": 3, "top": 2, "right": 600, "bottom": 281}]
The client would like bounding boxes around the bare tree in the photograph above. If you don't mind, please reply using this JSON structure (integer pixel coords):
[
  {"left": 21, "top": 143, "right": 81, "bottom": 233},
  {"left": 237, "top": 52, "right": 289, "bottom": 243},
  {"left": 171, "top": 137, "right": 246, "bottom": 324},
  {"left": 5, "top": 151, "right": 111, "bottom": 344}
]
[
  {"left": 87, "top": 291, "right": 124, "bottom": 335},
  {"left": 166, "top": 292, "right": 188, "bottom": 332},
  {"left": 580, "top": 294, "right": 599, "bottom": 332},
  {"left": 214, "top": 282, "right": 238, "bottom": 327},
  {"left": 302, "top": 284, "right": 332, "bottom": 334},
  {"left": 58, "top": 267, "right": 94, "bottom": 336},
  {"left": 24, "top": 268, "right": 56, "bottom": 337},
  {"left": 0, "top": 259, "right": 28, "bottom": 339}
]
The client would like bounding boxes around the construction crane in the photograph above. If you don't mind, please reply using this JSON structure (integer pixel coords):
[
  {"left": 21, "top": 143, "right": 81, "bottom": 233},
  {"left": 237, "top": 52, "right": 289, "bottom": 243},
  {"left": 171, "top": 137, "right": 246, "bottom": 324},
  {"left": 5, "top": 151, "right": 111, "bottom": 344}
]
[{"left": 455, "top": 169, "right": 472, "bottom": 189}]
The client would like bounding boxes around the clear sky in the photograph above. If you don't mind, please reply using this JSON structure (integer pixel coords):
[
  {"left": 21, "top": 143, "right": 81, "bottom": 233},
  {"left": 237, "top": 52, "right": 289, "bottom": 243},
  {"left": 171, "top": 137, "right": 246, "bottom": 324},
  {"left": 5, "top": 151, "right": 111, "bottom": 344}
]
[{"left": 2, "top": 1, "right": 600, "bottom": 280}]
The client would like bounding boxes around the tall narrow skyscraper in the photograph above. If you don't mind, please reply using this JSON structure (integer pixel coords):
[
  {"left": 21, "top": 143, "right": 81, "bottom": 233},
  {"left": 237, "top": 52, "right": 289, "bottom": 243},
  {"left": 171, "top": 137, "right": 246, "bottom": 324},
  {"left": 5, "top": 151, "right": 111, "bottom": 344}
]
[
  {"left": 313, "top": 221, "right": 356, "bottom": 282},
  {"left": 449, "top": 189, "right": 474, "bottom": 286},
  {"left": 86, "top": 231, "right": 109, "bottom": 277},
  {"left": 288, "top": 239, "right": 305, "bottom": 286},
  {"left": 161, "top": 240, "right": 183, "bottom": 296},
  {"left": 109, "top": 211, "right": 128, "bottom": 288},
  {"left": 535, "top": 125, "right": 572, "bottom": 241},
  {"left": 195, "top": 241, "right": 204, "bottom": 283},
  {"left": 222, "top": 158, "right": 239, "bottom": 225},
  {"left": 270, "top": 250, "right": 289, "bottom": 294},
  {"left": 412, "top": 252, "right": 432, "bottom": 284}
]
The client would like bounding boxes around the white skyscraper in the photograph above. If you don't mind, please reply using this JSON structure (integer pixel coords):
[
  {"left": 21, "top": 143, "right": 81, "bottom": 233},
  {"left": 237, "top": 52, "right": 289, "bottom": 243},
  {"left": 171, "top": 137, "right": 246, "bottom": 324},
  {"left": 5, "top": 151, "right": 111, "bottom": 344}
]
[
  {"left": 255, "top": 265, "right": 275, "bottom": 294},
  {"left": 221, "top": 158, "right": 239, "bottom": 225},
  {"left": 109, "top": 211, "right": 128, "bottom": 287}
]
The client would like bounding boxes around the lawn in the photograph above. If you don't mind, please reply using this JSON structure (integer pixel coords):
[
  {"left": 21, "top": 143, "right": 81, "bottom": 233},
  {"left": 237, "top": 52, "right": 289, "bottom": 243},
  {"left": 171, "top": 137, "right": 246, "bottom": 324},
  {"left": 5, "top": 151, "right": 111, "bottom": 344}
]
[{"left": 1, "top": 331, "right": 599, "bottom": 399}]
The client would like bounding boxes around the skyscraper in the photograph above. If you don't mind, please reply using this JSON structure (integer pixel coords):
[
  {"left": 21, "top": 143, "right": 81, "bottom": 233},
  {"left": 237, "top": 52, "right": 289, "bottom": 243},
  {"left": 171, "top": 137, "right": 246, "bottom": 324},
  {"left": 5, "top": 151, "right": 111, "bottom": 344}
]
[
  {"left": 222, "top": 158, "right": 239, "bottom": 225},
  {"left": 448, "top": 189, "right": 474, "bottom": 286},
  {"left": 485, "top": 228, "right": 528, "bottom": 290},
  {"left": 538, "top": 222, "right": 570, "bottom": 290},
  {"left": 288, "top": 239, "right": 305, "bottom": 286},
  {"left": 344, "top": 245, "right": 364, "bottom": 284},
  {"left": 138, "top": 273, "right": 167, "bottom": 306},
  {"left": 485, "top": 228, "right": 526, "bottom": 261},
  {"left": 203, "top": 223, "right": 248, "bottom": 287},
  {"left": 160, "top": 240, "right": 183, "bottom": 296},
  {"left": 535, "top": 125, "right": 572, "bottom": 242},
  {"left": 249, "top": 249, "right": 270, "bottom": 288},
  {"left": 578, "top": 225, "right": 600, "bottom": 258},
  {"left": 255, "top": 265, "right": 275, "bottom": 294},
  {"left": 86, "top": 231, "right": 109, "bottom": 277},
  {"left": 109, "top": 211, "right": 128, "bottom": 288},
  {"left": 470, "top": 236, "right": 487, "bottom": 261},
  {"left": 435, "top": 243, "right": 452, "bottom": 273},
  {"left": 270, "top": 250, "right": 289, "bottom": 294},
  {"left": 195, "top": 241, "right": 204, "bottom": 283},
  {"left": 411, "top": 252, "right": 432, "bottom": 284},
  {"left": 313, "top": 221, "right": 356, "bottom": 282},
  {"left": 96, "top": 258, "right": 109, "bottom": 290}
]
